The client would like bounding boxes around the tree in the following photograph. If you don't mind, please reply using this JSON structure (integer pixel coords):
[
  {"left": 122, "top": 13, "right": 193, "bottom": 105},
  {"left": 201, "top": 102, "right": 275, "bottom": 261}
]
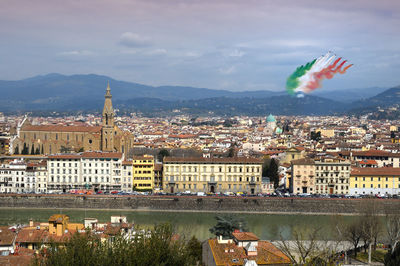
[
  {"left": 343, "top": 218, "right": 363, "bottom": 258},
  {"left": 266, "top": 158, "right": 279, "bottom": 188},
  {"left": 14, "top": 146, "right": 19, "bottom": 155},
  {"left": 209, "top": 215, "right": 248, "bottom": 239},
  {"left": 35, "top": 147, "right": 40, "bottom": 155},
  {"left": 310, "top": 131, "right": 321, "bottom": 142},
  {"left": 186, "top": 236, "right": 202, "bottom": 263},
  {"left": 158, "top": 148, "right": 170, "bottom": 162},
  {"left": 60, "top": 146, "right": 70, "bottom": 153},
  {"left": 32, "top": 223, "right": 199, "bottom": 266},
  {"left": 385, "top": 238, "right": 400, "bottom": 266},
  {"left": 21, "top": 143, "right": 28, "bottom": 155},
  {"left": 30, "top": 145, "right": 35, "bottom": 155},
  {"left": 386, "top": 214, "right": 400, "bottom": 252},
  {"left": 227, "top": 146, "right": 235, "bottom": 158},
  {"left": 276, "top": 226, "right": 340, "bottom": 265},
  {"left": 223, "top": 119, "right": 232, "bottom": 127}
]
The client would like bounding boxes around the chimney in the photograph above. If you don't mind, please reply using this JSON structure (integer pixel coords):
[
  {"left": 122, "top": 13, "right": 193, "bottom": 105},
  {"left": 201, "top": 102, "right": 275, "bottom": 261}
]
[{"left": 29, "top": 219, "right": 33, "bottom": 227}]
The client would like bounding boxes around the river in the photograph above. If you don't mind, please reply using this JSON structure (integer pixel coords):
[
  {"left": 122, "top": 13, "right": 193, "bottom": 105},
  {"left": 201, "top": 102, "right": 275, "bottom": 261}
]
[{"left": 0, "top": 208, "right": 372, "bottom": 241}]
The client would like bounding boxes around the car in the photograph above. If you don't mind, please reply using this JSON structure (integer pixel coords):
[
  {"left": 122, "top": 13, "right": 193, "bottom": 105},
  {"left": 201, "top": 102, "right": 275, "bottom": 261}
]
[
  {"left": 110, "top": 191, "right": 119, "bottom": 194},
  {"left": 197, "top": 192, "right": 206, "bottom": 197}
]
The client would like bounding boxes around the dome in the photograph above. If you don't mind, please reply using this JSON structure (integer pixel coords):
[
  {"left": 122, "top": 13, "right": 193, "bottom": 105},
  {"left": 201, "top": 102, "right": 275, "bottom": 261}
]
[{"left": 266, "top": 114, "right": 276, "bottom": 123}]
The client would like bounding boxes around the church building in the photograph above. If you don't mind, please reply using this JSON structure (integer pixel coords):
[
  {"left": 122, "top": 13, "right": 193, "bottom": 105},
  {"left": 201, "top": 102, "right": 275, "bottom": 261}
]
[{"left": 11, "top": 83, "right": 134, "bottom": 156}]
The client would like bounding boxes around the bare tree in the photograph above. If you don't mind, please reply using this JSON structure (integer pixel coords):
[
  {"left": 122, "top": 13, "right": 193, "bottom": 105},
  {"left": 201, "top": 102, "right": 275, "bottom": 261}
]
[
  {"left": 343, "top": 219, "right": 363, "bottom": 258},
  {"left": 276, "top": 226, "right": 340, "bottom": 265},
  {"left": 386, "top": 214, "right": 400, "bottom": 252}
]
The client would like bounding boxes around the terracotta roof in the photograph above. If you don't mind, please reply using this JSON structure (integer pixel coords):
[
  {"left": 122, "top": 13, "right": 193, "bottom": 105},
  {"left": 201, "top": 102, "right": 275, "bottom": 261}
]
[
  {"left": 232, "top": 232, "right": 259, "bottom": 241},
  {"left": 81, "top": 152, "right": 122, "bottom": 159},
  {"left": 164, "top": 157, "right": 262, "bottom": 164},
  {"left": 132, "top": 155, "right": 154, "bottom": 160},
  {"left": 154, "top": 163, "right": 163, "bottom": 171},
  {"left": 22, "top": 125, "right": 102, "bottom": 133},
  {"left": 208, "top": 238, "right": 290, "bottom": 266},
  {"left": 48, "top": 154, "right": 81, "bottom": 159},
  {"left": 351, "top": 167, "right": 400, "bottom": 176},
  {"left": 291, "top": 158, "right": 315, "bottom": 165},
  {"left": 359, "top": 160, "right": 378, "bottom": 165},
  {"left": 0, "top": 247, "right": 34, "bottom": 266},
  {"left": 0, "top": 226, "right": 16, "bottom": 246}
]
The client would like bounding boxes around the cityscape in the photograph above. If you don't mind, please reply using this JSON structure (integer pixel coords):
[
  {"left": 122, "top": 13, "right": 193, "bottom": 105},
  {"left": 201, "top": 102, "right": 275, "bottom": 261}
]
[{"left": 1, "top": 0, "right": 400, "bottom": 265}]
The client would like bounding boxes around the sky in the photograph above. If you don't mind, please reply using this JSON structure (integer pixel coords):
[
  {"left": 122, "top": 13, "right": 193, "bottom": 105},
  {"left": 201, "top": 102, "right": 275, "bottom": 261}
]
[{"left": 0, "top": 0, "right": 399, "bottom": 91}]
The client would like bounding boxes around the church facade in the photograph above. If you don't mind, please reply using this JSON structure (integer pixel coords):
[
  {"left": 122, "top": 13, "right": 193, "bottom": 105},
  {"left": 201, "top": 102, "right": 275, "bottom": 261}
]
[{"left": 11, "top": 83, "right": 134, "bottom": 156}]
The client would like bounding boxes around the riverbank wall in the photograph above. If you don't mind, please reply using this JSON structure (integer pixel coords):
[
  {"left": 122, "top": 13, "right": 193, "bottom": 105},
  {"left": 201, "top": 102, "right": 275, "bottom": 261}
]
[{"left": 1, "top": 195, "right": 399, "bottom": 215}]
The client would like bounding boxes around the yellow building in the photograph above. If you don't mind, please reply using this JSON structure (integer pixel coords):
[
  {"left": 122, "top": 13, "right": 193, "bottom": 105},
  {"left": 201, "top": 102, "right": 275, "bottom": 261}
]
[
  {"left": 163, "top": 157, "right": 263, "bottom": 194},
  {"left": 282, "top": 147, "right": 305, "bottom": 164},
  {"left": 350, "top": 167, "right": 400, "bottom": 196},
  {"left": 315, "top": 128, "right": 335, "bottom": 138},
  {"left": 132, "top": 155, "right": 154, "bottom": 190}
]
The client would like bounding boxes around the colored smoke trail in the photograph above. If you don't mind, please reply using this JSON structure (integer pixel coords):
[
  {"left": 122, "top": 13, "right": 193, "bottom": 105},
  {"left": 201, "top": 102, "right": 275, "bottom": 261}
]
[{"left": 286, "top": 52, "right": 353, "bottom": 95}]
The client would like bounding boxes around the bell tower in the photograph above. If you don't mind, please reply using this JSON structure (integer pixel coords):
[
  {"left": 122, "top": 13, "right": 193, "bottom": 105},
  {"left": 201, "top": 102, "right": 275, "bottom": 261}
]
[{"left": 102, "top": 81, "right": 114, "bottom": 151}]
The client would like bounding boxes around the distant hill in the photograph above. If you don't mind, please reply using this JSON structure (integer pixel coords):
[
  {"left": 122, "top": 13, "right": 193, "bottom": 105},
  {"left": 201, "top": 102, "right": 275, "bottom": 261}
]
[
  {"left": 116, "top": 95, "right": 349, "bottom": 116},
  {"left": 348, "top": 85, "right": 400, "bottom": 115},
  {"left": 0, "top": 73, "right": 397, "bottom": 117},
  {"left": 313, "top": 87, "right": 387, "bottom": 103},
  {"left": 0, "top": 73, "right": 283, "bottom": 111}
]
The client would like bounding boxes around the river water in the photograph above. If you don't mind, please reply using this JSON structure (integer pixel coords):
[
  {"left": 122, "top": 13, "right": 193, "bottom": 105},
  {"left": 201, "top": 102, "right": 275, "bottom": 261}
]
[{"left": 0, "top": 208, "right": 369, "bottom": 240}]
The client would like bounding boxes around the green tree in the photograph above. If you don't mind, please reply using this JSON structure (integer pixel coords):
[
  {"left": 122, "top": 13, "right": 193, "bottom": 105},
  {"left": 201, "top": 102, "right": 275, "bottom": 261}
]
[
  {"left": 21, "top": 143, "right": 28, "bottom": 155},
  {"left": 32, "top": 224, "right": 199, "bottom": 266},
  {"left": 60, "top": 146, "right": 70, "bottom": 153},
  {"left": 30, "top": 145, "right": 35, "bottom": 155},
  {"left": 227, "top": 146, "right": 235, "bottom": 158},
  {"left": 209, "top": 215, "right": 248, "bottom": 239},
  {"left": 266, "top": 158, "right": 279, "bottom": 188},
  {"left": 310, "top": 131, "right": 321, "bottom": 141},
  {"left": 35, "top": 147, "right": 40, "bottom": 155},
  {"left": 158, "top": 148, "right": 170, "bottom": 162},
  {"left": 385, "top": 241, "right": 400, "bottom": 266},
  {"left": 14, "top": 146, "right": 19, "bottom": 155},
  {"left": 186, "top": 236, "right": 202, "bottom": 263}
]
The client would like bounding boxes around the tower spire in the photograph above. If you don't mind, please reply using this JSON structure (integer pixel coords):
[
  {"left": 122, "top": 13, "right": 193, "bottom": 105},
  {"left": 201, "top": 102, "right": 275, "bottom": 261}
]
[{"left": 106, "top": 80, "right": 111, "bottom": 97}]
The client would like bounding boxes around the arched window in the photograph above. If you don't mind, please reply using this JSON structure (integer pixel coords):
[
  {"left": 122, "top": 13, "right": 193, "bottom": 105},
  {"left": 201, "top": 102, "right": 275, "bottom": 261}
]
[{"left": 105, "top": 114, "right": 108, "bottom": 125}]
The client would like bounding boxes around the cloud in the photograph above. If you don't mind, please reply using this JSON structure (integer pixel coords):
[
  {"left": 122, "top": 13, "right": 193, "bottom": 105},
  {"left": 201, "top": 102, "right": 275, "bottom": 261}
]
[
  {"left": 228, "top": 49, "right": 245, "bottom": 57},
  {"left": 219, "top": 65, "right": 236, "bottom": 75},
  {"left": 119, "top": 32, "right": 152, "bottom": 47},
  {"left": 146, "top": 48, "right": 167, "bottom": 55},
  {"left": 58, "top": 50, "right": 93, "bottom": 56}
]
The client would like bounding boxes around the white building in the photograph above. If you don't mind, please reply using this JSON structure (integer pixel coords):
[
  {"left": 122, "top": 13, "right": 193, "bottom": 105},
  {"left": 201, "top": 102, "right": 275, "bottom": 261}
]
[
  {"left": 121, "top": 160, "right": 133, "bottom": 192},
  {"left": 47, "top": 151, "right": 124, "bottom": 193}
]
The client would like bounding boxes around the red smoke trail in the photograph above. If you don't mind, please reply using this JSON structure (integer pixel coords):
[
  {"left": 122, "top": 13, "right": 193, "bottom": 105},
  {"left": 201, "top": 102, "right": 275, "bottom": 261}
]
[{"left": 306, "top": 58, "right": 353, "bottom": 91}]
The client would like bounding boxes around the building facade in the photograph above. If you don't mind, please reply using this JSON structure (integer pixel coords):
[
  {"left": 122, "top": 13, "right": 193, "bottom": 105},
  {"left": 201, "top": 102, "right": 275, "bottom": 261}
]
[
  {"left": 163, "top": 157, "right": 263, "bottom": 194},
  {"left": 290, "top": 158, "right": 315, "bottom": 194},
  {"left": 47, "top": 151, "right": 123, "bottom": 192},
  {"left": 314, "top": 158, "right": 351, "bottom": 195},
  {"left": 350, "top": 167, "right": 400, "bottom": 196},
  {"left": 290, "top": 157, "right": 351, "bottom": 195},
  {"left": 11, "top": 83, "right": 134, "bottom": 157},
  {"left": 121, "top": 160, "right": 133, "bottom": 192},
  {"left": 132, "top": 155, "right": 154, "bottom": 190}
]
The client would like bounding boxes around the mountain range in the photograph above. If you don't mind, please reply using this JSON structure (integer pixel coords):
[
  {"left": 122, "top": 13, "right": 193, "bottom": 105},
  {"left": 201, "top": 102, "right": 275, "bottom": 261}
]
[{"left": 0, "top": 73, "right": 398, "bottom": 117}]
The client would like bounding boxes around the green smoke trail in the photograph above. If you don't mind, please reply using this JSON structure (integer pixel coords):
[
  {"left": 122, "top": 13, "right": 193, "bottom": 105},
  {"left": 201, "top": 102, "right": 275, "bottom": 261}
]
[{"left": 286, "top": 59, "right": 316, "bottom": 95}]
